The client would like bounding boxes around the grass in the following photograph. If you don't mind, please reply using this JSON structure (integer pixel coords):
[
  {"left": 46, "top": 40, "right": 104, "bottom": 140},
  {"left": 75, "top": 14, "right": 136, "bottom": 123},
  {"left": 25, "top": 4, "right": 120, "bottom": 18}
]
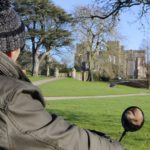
[
  {"left": 40, "top": 78, "right": 150, "bottom": 97},
  {"left": 46, "top": 95, "right": 150, "bottom": 150}
]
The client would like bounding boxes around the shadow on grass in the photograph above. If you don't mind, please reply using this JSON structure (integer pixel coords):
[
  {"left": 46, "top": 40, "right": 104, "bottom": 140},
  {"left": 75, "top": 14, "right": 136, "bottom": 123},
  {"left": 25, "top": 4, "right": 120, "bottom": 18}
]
[
  {"left": 46, "top": 108, "right": 121, "bottom": 131},
  {"left": 47, "top": 108, "right": 126, "bottom": 141},
  {"left": 134, "top": 137, "right": 150, "bottom": 141},
  {"left": 46, "top": 108, "right": 89, "bottom": 123}
]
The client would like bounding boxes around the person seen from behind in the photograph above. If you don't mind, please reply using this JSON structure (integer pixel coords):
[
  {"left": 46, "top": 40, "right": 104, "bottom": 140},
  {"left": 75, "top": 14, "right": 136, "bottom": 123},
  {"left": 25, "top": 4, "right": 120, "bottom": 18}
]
[{"left": 0, "top": 0, "right": 142, "bottom": 149}]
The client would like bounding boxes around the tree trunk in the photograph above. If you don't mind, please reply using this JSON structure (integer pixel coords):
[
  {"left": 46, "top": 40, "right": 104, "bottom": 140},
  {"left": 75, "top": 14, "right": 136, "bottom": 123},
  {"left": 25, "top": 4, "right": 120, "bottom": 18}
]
[
  {"left": 87, "top": 70, "right": 94, "bottom": 81},
  {"left": 32, "top": 51, "right": 40, "bottom": 76},
  {"left": 46, "top": 64, "right": 50, "bottom": 77},
  {"left": 147, "top": 75, "right": 150, "bottom": 89},
  {"left": 42, "top": 52, "right": 51, "bottom": 77},
  {"left": 147, "top": 80, "right": 150, "bottom": 89},
  {"left": 87, "top": 51, "right": 94, "bottom": 81},
  {"left": 146, "top": 64, "right": 150, "bottom": 89}
]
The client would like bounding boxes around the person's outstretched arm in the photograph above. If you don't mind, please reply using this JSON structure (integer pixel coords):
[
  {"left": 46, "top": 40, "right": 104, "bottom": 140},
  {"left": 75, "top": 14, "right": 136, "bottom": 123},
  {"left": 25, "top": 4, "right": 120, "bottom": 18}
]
[{"left": 7, "top": 88, "right": 124, "bottom": 150}]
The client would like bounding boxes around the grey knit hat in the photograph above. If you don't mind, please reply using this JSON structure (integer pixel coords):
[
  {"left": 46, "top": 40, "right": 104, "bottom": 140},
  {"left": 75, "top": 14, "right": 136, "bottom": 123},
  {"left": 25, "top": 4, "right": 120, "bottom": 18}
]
[{"left": 0, "top": 0, "right": 25, "bottom": 52}]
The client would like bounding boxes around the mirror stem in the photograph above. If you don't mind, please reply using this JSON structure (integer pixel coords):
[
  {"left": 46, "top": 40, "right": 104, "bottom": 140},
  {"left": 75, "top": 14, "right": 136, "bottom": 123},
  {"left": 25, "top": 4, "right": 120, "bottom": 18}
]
[{"left": 119, "top": 130, "right": 127, "bottom": 142}]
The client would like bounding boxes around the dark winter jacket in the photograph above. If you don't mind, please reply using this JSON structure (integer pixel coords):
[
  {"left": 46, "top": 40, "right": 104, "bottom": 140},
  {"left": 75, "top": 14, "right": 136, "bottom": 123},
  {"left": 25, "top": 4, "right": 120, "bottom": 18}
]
[{"left": 0, "top": 52, "right": 124, "bottom": 150}]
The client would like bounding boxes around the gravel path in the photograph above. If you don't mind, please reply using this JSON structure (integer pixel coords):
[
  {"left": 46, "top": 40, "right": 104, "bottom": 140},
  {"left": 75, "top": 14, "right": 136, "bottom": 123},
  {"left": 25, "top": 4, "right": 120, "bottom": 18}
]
[
  {"left": 33, "top": 77, "right": 66, "bottom": 86},
  {"left": 44, "top": 93, "right": 150, "bottom": 101}
]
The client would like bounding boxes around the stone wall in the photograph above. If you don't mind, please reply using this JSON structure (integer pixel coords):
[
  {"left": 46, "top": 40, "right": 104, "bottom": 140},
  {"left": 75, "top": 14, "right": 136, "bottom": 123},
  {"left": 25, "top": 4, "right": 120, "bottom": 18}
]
[
  {"left": 54, "top": 68, "right": 88, "bottom": 81},
  {"left": 71, "top": 68, "right": 88, "bottom": 81}
]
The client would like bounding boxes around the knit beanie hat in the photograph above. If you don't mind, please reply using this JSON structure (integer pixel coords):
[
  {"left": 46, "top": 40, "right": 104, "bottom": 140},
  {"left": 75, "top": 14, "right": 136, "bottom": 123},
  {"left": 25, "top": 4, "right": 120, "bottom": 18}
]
[{"left": 0, "top": 0, "right": 25, "bottom": 52}]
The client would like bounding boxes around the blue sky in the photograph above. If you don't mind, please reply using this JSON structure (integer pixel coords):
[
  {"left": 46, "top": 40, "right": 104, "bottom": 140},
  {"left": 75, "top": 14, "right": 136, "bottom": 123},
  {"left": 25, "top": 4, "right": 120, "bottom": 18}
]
[{"left": 54, "top": 0, "right": 149, "bottom": 50}]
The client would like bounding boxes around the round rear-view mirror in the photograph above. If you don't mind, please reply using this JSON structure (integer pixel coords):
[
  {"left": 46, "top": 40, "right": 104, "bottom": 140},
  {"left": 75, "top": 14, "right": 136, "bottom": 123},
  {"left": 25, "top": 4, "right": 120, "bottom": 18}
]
[{"left": 121, "top": 106, "right": 144, "bottom": 132}]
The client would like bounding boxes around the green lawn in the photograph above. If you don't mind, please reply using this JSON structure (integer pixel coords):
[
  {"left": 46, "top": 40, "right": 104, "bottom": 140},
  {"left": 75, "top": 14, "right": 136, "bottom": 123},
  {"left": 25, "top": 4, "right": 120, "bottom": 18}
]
[
  {"left": 40, "top": 78, "right": 150, "bottom": 96},
  {"left": 46, "top": 95, "right": 150, "bottom": 150}
]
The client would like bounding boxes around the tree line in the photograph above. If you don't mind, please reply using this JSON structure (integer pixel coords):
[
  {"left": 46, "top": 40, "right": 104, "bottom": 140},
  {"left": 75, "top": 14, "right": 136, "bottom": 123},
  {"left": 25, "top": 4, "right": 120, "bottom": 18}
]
[{"left": 14, "top": 0, "right": 150, "bottom": 87}]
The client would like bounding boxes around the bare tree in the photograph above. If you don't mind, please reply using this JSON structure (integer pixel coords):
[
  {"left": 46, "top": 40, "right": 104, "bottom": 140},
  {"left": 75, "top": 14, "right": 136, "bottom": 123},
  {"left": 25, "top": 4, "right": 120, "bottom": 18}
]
[{"left": 74, "top": 5, "right": 117, "bottom": 81}]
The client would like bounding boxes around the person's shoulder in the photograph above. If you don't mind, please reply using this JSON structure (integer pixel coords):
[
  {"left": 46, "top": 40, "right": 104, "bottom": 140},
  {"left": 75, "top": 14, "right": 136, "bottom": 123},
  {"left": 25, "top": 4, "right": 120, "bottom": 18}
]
[
  {"left": 0, "top": 75, "right": 45, "bottom": 106},
  {"left": 0, "top": 75, "right": 35, "bottom": 88},
  {"left": 0, "top": 75, "right": 40, "bottom": 98}
]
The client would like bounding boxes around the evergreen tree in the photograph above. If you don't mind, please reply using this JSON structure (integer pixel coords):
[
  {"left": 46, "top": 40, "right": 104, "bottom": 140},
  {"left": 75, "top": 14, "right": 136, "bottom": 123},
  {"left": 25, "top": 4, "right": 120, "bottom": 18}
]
[{"left": 14, "top": 0, "right": 73, "bottom": 75}]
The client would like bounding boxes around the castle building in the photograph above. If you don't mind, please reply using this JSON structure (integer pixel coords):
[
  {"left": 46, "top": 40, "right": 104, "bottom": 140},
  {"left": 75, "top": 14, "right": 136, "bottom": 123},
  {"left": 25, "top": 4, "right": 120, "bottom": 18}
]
[{"left": 75, "top": 41, "right": 146, "bottom": 79}]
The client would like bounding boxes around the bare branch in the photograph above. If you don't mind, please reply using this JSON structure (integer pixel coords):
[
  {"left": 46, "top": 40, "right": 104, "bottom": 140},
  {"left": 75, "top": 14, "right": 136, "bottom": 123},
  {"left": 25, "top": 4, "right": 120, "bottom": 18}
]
[{"left": 92, "top": 0, "right": 150, "bottom": 19}]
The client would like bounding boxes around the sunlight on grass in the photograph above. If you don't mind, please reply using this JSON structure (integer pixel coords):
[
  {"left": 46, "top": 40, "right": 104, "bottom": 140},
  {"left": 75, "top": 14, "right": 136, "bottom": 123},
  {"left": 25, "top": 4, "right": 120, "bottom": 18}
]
[
  {"left": 46, "top": 95, "right": 150, "bottom": 150},
  {"left": 40, "top": 78, "right": 150, "bottom": 96}
]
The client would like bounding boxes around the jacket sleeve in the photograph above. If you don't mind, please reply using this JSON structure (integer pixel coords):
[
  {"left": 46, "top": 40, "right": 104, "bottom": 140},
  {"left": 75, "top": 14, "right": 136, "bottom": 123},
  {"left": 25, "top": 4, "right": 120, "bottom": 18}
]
[{"left": 7, "top": 92, "right": 124, "bottom": 150}]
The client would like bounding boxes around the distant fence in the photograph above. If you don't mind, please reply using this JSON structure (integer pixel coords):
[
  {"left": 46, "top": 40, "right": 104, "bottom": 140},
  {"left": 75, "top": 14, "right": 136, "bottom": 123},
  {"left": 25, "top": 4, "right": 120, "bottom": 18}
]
[
  {"left": 59, "top": 73, "right": 68, "bottom": 78},
  {"left": 73, "top": 71, "right": 88, "bottom": 81},
  {"left": 54, "top": 68, "right": 68, "bottom": 78},
  {"left": 54, "top": 68, "right": 88, "bottom": 81}
]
